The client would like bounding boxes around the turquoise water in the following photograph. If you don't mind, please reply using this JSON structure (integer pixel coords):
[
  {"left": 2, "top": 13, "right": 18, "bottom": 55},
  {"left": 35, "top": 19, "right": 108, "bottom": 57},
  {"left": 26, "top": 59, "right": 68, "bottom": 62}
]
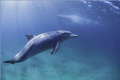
[{"left": 1, "top": 0, "right": 120, "bottom": 80}]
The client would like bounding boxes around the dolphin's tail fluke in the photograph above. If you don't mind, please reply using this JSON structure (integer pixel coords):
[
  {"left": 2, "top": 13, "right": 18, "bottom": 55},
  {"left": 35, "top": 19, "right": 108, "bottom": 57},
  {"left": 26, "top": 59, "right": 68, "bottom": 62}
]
[{"left": 3, "top": 60, "right": 15, "bottom": 64}]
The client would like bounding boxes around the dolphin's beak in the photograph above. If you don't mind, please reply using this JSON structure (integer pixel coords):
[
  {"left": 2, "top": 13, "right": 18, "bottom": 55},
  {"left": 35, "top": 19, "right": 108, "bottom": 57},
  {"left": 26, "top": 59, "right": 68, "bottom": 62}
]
[{"left": 70, "top": 34, "right": 78, "bottom": 38}]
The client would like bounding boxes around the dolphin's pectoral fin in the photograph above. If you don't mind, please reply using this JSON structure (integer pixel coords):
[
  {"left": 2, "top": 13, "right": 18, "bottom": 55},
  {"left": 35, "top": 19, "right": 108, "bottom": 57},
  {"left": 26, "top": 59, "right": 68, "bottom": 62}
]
[
  {"left": 51, "top": 40, "right": 61, "bottom": 55},
  {"left": 25, "top": 35, "right": 35, "bottom": 41}
]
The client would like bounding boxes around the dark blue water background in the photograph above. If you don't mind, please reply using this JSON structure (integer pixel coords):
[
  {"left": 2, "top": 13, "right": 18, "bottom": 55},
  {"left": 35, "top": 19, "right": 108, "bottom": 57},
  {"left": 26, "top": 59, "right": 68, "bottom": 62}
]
[{"left": 1, "top": 0, "right": 120, "bottom": 80}]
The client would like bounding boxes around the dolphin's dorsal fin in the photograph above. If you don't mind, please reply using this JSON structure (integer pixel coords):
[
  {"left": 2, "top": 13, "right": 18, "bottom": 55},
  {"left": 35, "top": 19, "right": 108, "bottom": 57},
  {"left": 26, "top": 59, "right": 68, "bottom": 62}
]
[
  {"left": 51, "top": 40, "right": 61, "bottom": 55},
  {"left": 25, "top": 35, "right": 34, "bottom": 41}
]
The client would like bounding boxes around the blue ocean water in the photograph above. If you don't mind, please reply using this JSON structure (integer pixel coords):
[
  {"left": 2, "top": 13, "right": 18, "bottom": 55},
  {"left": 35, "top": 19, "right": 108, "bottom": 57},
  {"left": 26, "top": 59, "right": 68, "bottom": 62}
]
[{"left": 1, "top": 0, "right": 120, "bottom": 80}]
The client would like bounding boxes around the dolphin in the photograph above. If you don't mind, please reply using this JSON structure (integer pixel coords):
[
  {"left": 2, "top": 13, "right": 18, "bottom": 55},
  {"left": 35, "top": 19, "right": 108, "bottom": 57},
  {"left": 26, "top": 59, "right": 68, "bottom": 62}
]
[{"left": 3, "top": 30, "right": 78, "bottom": 64}]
